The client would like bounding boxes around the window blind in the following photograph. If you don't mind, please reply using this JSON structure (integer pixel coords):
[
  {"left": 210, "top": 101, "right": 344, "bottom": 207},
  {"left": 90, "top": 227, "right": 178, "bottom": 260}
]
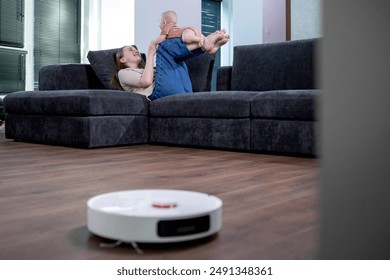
[
  {"left": 0, "top": 48, "right": 26, "bottom": 94},
  {"left": 0, "top": 0, "right": 24, "bottom": 48},
  {"left": 34, "top": 0, "right": 81, "bottom": 89},
  {"left": 201, "top": 0, "right": 222, "bottom": 36}
]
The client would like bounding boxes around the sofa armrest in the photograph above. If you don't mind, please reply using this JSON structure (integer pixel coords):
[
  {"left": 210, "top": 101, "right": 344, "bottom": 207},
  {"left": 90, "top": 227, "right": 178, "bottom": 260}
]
[
  {"left": 217, "top": 66, "right": 232, "bottom": 91},
  {"left": 39, "top": 64, "right": 105, "bottom": 90}
]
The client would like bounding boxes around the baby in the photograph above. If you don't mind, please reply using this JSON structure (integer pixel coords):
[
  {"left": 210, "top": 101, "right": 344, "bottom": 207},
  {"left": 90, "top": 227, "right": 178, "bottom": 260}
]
[{"left": 155, "top": 10, "right": 229, "bottom": 54}]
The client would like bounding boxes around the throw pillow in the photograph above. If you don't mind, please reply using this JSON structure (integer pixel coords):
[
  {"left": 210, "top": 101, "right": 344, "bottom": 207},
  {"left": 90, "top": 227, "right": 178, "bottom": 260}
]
[
  {"left": 87, "top": 46, "right": 146, "bottom": 90},
  {"left": 87, "top": 48, "right": 120, "bottom": 90}
]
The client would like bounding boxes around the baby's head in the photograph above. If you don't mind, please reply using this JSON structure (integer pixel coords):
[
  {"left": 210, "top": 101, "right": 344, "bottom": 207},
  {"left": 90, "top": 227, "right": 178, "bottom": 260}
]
[{"left": 160, "top": 10, "right": 177, "bottom": 28}]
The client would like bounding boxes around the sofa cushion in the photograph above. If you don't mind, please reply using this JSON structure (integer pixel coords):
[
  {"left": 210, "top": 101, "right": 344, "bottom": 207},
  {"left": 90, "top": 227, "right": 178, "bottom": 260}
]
[
  {"left": 251, "top": 119, "right": 315, "bottom": 155},
  {"left": 5, "top": 114, "right": 149, "bottom": 148},
  {"left": 3, "top": 90, "right": 149, "bottom": 116},
  {"left": 87, "top": 46, "right": 148, "bottom": 90},
  {"left": 150, "top": 117, "right": 251, "bottom": 151},
  {"left": 251, "top": 90, "right": 317, "bottom": 120},
  {"left": 87, "top": 46, "right": 214, "bottom": 93},
  {"left": 39, "top": 64, "right": 105, "bottom": 90},
  {"left": 150, "top": 91, "right": 259, "bottom": 118},
  {"left": 231, "top": 38, "right": 317, "bottom": 92},
  {"left": 87, "top": 48, "right": 121, "bottom": 90}
]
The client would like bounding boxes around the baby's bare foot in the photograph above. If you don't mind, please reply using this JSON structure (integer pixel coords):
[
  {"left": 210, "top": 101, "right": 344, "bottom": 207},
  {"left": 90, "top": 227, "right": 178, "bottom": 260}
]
[
  {"left": 208, "top": 33, "right": 230, "bottom": 54},
  {"left": 202, "top": 30, "right": 227, "bottom": 53}
]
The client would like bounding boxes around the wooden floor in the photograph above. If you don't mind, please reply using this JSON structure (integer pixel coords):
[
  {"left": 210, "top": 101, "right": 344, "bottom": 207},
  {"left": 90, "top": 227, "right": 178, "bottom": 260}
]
[{"left": 0, "top": 139, "right": 319, "bottom": 260}]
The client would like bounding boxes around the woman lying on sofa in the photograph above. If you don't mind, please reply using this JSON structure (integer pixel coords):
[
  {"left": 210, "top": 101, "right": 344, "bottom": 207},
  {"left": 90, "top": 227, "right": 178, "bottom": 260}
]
[{"left": 110, "top": 30, "right": 229, "bottom": 101}]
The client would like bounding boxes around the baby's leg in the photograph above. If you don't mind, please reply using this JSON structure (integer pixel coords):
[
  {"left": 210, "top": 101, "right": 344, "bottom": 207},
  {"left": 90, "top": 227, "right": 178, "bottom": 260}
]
[{"left": 182, "top": 28, "right": 205, "bottom": 45}]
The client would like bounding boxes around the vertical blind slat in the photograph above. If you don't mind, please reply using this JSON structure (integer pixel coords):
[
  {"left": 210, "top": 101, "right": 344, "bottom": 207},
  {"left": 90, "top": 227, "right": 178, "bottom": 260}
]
[
  {"left": 0, "top": 0, "right": 24, "bottom": 48},
  {"left": 34, "top": 0, "right": 81, "bottom": 88}
]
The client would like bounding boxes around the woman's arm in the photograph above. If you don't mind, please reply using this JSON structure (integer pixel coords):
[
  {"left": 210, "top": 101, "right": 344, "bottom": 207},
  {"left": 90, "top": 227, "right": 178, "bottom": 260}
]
[
  {"left": 138, "top": 41, "right": 157, "bottom": 88},
  {"left": 154, "top": 34, "right": 166, "bottom": 45}
]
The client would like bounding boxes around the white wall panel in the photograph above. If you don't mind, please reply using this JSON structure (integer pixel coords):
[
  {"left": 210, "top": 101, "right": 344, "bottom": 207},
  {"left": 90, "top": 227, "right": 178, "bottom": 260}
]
[{"left": 134, "top": 0, "right": 201, "bottom": 53}]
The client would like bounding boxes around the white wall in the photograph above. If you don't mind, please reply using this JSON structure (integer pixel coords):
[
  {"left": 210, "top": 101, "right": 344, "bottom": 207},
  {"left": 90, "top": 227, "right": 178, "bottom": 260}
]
[
  {"left": 291, "top": 0, "right": 322, "bottom": 40},
  {"left": 100, "top": 0, "right": 134, "bottom": 49},
  {"left": 221, "top": 0, "right": 263, "bottom": 65},
  {"left": 82, "top": 0, "right": 134, "bottom": 54},
  {"left": 24, "top": 0, "right": 35, "bottom": 90},
  {"left": 20, "top": 0, "right": 322, "bottom": 90},
  {"left": 81, "top": 0, "right": 100, "bottom": 62},
  {"left": 85, "top": 0, "right": 264, "bottom": 67},
  {"left": 83, "top": 0, "right": 323, "bottom": 59},
  {"left": 134, "top": 0, "right": 201, "bottom": 53}
]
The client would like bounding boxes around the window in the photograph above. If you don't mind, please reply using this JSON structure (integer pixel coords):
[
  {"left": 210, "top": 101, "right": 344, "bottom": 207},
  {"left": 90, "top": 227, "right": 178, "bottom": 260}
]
[
  {"left": 0, "top": 0, "right": 24, "bottom": 48},
  {"left": 0, "top": 0, "right": 25, "bottom": 94},
  {"left": 202, "top": 0, "right": 222, "bottom": 90},
  {"left": 34, "top": 0, "right": 81, "bottom": 89},
  {"left": 0, "top": 48, "right": 26, "bottom": 94}
]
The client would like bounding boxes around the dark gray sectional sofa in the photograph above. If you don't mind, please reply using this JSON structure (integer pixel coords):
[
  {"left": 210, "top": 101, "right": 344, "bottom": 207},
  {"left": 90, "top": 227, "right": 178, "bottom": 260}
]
[{"left": 3, "top": 38, "right": 318, "bottom": 156}]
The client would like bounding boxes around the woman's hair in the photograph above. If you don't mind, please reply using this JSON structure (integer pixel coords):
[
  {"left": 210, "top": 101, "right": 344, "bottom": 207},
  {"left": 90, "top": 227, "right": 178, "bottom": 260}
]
[{"left": 110, "top": 45, "right": 146, "bottom": 90}]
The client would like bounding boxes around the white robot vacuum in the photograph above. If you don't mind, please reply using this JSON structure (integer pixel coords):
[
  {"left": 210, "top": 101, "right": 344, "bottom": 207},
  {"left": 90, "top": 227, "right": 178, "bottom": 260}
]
[{"left": 87, "top": 189, "right": 222, "bottom": 243}]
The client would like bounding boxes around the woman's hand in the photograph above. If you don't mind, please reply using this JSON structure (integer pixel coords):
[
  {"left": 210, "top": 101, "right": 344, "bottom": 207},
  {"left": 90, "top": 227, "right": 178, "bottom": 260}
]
[
  {"left": 154, "top": 35, "right": 166, "bottom": 46},
  {"left": 139, "top": 41, "right": 157, "bottom": 88},
  {"left": 148, "top": 41, "right": 157, "bottom": 56}
]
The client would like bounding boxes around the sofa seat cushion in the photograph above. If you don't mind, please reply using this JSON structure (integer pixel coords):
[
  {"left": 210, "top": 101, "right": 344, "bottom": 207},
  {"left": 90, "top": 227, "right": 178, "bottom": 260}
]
[
  {"left": 5, "top": 114, "right": 149, "bottom": 148},
  {"left": 150, "top": 91, "right": 259, "bottom": 118},
  {"left": 4, "top": 90, "right": 149, "bottom": 116},
  {"left": 251, "top": 90, "right": 318, "bottom": 120}
]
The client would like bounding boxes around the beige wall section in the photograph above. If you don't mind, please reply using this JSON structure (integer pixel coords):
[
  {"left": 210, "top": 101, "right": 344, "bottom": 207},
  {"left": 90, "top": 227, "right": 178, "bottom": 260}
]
[{"left": 263, "top": 0, "right": 286, "bottom": 43}]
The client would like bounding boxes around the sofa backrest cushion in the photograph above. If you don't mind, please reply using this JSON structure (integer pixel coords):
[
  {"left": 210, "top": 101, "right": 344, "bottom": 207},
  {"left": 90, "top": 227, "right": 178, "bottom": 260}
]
[
  {"left": 88, "top": 47, "right": 214, "bottom": 92},
  {"left": 185, "top": 53, "right": 215, "bottom": 92},
  {"left": 39, "top": 64, "right": 105, "bottom": 90},
  {"left": 231, "top": 38, "right": 318, "bottom": 91}
]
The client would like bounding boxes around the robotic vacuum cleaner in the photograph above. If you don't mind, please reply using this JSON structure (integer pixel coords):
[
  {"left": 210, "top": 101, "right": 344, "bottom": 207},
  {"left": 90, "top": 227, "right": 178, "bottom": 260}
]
[{"left": 87, "top": 189, "right": 222, "bottom": 243}]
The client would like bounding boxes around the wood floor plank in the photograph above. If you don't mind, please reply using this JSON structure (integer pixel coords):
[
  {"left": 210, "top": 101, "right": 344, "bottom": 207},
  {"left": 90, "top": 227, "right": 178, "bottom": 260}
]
[{"left": 0, "top": 141, "right": 319, "bottom": 259}]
